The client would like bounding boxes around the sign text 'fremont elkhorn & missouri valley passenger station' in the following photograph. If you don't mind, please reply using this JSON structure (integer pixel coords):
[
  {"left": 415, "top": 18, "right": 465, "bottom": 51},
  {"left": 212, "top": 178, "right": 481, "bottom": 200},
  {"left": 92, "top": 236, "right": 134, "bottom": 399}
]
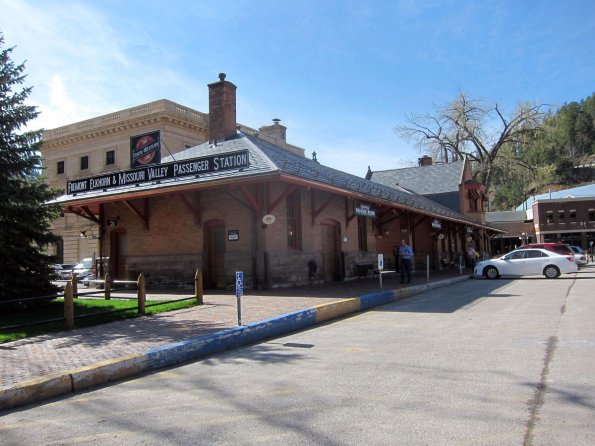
[{"left": 67, "top": 150, "right": 250, "bottom": 195}]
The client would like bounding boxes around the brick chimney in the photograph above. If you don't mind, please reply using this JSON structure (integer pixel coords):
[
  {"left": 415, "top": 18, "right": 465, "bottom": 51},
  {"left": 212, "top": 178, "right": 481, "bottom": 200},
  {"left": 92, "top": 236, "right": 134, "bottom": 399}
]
[
  {"left": 418, "top": 155, "right": 433, "bottom": 166},
  {"left": 208, "top": 73, "right": 237, "bottom": 143}
]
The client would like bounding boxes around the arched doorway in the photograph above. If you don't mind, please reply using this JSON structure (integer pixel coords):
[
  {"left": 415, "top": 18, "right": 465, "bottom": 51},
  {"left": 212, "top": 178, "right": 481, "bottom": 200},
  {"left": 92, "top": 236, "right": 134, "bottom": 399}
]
[
  {"left": 204, "top": 219, "right": 226, "bottom": 289},
  {"left": 321, "top": 220, "right": 342, "bottom": 282}
]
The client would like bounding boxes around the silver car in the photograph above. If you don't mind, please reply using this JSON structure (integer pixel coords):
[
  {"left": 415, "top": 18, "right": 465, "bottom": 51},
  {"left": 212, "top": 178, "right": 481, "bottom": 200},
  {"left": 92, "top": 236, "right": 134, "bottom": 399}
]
[{"left": 474, "top": 248, "right": 578, "bottom": 279}]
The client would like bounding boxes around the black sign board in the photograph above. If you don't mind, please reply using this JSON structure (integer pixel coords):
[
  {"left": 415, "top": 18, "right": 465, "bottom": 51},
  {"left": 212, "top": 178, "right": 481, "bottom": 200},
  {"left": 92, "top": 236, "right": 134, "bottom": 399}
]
[
  {"left": 355, "top": 204, "right": 377, "bottom": 218},
  {"left": 67, "top": 150, "right": 250, "bottom": 195},
  {"left": 131, "top": 131, "right": 161, "bottom": 168}
]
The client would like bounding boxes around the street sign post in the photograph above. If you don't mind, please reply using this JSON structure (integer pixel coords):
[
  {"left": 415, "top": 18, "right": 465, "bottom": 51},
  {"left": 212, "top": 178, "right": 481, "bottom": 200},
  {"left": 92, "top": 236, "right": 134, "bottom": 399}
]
[
  {"left": 235, "top": 271, "right": 243, "bottom": 326},
  {"left": 377, "top": 254, "right": 384, "bottom": 291}
]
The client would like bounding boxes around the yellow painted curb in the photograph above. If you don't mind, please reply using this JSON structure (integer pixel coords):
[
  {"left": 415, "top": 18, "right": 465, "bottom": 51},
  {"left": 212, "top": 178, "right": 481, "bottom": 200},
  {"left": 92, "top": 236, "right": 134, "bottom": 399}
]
[
  {"left": 0, "top": 372, "right": 72, "bottom": 410},
  {"left": 313, "top": 298, "right": 361, "bottom": 323},
  {"left": 70, "top": 354, "right": 148, "bottom": 391}
]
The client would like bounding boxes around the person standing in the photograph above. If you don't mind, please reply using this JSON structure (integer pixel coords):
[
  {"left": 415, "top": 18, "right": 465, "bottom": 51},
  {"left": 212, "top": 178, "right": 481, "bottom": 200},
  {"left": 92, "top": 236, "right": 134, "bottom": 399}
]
[
  {"left": 399, "top": 239, "right": 413, "bottom": 283},
  {"left": 466, "top": 245, "right": 479, "bottom": 267}
]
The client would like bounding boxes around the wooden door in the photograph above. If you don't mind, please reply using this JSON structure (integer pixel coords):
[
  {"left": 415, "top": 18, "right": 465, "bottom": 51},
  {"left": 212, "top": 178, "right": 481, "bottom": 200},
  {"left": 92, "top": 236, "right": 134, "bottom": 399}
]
[{"left": 321, "top": 223, "right": 341, "bottom": 282}]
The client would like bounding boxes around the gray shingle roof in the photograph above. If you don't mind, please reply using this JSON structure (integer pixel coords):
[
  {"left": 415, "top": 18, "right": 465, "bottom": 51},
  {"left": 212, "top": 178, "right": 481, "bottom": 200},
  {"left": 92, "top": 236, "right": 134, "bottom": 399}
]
[
  {"left": 369, "top": 162, "right": 465, "bottom": 195},
  {"left": 243, "top": 134, "right": 485, "bottom": 226}
]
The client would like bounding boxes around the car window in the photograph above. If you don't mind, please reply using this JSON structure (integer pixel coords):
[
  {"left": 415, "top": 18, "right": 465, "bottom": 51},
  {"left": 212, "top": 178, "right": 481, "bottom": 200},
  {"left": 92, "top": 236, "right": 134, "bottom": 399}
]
[
  {"left": 525, "top": 250, "right": 546, "bottom": 258},
  {"left": 506, "top": 251, "right": 526, "bottom": 260},
  {"left": 82, "top": 259, "right": 92, "bottom": 268}
]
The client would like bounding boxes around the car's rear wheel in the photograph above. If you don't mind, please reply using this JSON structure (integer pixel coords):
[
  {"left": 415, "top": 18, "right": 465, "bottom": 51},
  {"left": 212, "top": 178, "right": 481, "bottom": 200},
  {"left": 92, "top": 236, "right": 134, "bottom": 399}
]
[
  {"left": 484, "top": 266, "right": 499, "bottom": 279},
  {"left": 544, "top": 265, "right": 560, "bottom": 279}
]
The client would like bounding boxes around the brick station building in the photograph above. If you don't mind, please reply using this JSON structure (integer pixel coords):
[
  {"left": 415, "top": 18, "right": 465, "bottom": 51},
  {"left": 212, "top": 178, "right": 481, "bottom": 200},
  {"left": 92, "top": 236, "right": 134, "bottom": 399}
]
[{"left": 46, "top": 74, "right": 502, "bottom": 289}]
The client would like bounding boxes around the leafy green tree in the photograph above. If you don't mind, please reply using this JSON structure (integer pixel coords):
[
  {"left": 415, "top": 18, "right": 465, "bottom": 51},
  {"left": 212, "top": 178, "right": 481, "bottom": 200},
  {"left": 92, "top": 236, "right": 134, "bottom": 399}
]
[{"left": 0, "top": 33, "right": 61, "bottom": 301}]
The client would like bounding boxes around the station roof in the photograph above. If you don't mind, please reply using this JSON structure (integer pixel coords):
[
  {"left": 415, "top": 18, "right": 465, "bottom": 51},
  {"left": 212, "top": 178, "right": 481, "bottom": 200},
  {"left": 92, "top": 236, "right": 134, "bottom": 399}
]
[{"left": 52, "top": 132, "right": 501, "bottom": 231}]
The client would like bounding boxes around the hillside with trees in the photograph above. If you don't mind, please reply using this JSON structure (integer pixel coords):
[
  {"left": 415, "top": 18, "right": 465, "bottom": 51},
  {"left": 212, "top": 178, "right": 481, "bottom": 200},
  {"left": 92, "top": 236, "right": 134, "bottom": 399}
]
[
  {"left": 491, "top": 94, "right": 595, "bottom": 210},
  {"left": 396, "top": 92, "right": 595, "bottom": 211}
]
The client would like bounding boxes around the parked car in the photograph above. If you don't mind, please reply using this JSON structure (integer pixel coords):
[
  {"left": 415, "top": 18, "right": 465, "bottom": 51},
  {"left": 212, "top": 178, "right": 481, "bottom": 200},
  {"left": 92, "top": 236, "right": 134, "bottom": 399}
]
[
  {"left": 51, "top": 264, "right": 62, "bottom": 279},
  {"left": 520, "top": 243, "right": 574, "bottom": 256},
  {"left": 57, "top": 263, "right": 76, "bottom": 280},
  {"left": 72, "top": 258, "right": 93, "bottom": 281},
  {"left": 569, "top": 246, "right": 587, "bottom": 267},
  {"left": 474, "top": 248, "right": 577, "bottom": 279}
]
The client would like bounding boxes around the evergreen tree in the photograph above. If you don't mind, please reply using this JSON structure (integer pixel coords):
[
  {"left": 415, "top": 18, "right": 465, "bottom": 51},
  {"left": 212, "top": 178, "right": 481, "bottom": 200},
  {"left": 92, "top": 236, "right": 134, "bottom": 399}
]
[{"left": 0, "top": 33, "right": 61, "bottom": 301}]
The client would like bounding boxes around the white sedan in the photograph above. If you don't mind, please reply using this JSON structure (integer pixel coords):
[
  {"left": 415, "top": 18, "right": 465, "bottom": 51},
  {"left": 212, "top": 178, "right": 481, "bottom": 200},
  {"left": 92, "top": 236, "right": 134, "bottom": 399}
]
[{"left": 474, "top": 248, "right": 578, "bottom": 279}]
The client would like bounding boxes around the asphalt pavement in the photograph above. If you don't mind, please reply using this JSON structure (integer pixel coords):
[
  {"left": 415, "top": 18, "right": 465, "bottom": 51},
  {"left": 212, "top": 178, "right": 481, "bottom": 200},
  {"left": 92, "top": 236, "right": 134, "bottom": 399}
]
[{"left": 0, "top": 267, "right": 470, "bottom": 411}]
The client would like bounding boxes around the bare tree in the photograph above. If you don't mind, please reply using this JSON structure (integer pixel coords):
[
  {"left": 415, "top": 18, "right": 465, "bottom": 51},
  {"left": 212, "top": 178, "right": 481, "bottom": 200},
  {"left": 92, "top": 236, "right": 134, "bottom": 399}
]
[{"left": 396, "top": 92, "right": 548, "bottom": 195}]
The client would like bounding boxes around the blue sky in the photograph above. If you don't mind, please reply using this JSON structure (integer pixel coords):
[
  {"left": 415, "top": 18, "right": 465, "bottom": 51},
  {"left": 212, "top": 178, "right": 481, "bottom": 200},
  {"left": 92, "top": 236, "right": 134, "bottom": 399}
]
[{"left": 1, "top": 0, "right": 594, "bottom": 176}]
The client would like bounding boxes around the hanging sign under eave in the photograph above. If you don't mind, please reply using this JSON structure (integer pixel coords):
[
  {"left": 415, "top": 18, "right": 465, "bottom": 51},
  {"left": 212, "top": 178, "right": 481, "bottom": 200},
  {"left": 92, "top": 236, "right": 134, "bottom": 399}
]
[
  {"left": 66, "top": 150, "right": 250, "bottom": 195},
  {"left": 355, "top": 204, "right": 378, "bottom": 218}
]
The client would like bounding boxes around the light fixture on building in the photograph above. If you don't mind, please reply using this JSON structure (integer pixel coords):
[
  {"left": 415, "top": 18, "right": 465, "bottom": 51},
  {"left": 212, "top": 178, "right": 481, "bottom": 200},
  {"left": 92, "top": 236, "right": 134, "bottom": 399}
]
[{"left": 79, "top": 229, "right": 99, "bottom": 239}]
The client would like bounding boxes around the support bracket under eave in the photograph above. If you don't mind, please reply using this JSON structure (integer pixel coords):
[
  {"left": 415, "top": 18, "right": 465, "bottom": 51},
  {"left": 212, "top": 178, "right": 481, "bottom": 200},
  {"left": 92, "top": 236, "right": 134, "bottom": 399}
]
[
  {"left": 345, "top": 198, "right": 356, "bottom": 228},
  {"left": 311, "top": 191, "right": 335, "bottom": 225},
  {"left": 238, "top": 185, "right": 262, "bottom": 214},
  {"left": 268, "top": 184, "right": 297, "bottom": 213},
  {"left": 67, "top": 206, "right": 100, "bottom": 224},
  {"left": 123, "top": 198, "right": 149, "bottom": 230},
  {"left": 179, "top": 193, "right": 201, "bottom": 226}
]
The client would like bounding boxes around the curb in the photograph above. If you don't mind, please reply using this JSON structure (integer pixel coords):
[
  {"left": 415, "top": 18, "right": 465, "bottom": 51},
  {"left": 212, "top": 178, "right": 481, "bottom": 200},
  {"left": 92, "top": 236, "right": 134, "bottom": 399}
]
[{"left": 0, "top": 275, "right": 469, "bottom": 411}]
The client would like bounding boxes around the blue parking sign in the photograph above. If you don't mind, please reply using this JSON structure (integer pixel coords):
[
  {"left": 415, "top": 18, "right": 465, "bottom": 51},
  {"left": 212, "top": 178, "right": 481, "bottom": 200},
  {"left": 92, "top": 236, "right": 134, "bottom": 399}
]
[{"left": 235, "top": 271, "right": 243, "bottom": 298}]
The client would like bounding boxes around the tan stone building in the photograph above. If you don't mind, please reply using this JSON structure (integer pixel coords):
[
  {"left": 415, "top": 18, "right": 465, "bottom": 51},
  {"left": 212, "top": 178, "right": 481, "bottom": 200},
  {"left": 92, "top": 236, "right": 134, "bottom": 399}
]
[
  {"left": 43, "top": 74, "right": 502, "bottom": 289},
  {"left": 42, "top": 100, "right": 211, "bottom": 264}
]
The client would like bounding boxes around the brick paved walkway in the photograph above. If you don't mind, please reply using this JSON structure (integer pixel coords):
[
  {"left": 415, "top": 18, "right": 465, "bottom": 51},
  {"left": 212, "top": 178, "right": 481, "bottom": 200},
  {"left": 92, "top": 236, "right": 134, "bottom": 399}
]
[{"left": 0, "top": 269, "right": 470, "bottom": 389}]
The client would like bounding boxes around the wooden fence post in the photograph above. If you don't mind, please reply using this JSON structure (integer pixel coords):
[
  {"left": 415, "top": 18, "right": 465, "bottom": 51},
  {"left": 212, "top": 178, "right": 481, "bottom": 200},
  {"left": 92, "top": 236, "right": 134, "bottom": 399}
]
[
  {"left": 137, "top": 273, "right": 146, "bottom": 315},
  {"left": 64, "top": 282, "right": 74, "bottom": 330},
  {"left": 71, "top": 274, "right": 78, "bottom": 298},
  {"left": 104, "top": 273, "right": 111, "bottom": 300},
  {"left": 195, "top": 269, "right": 203, "bottom": 305}
]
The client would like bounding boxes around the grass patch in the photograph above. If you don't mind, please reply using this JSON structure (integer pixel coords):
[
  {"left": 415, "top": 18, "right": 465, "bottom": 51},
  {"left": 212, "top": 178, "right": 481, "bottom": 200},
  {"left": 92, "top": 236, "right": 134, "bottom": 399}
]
[{"left": 0, "top": 297, "right": 198, "bottom": 344}]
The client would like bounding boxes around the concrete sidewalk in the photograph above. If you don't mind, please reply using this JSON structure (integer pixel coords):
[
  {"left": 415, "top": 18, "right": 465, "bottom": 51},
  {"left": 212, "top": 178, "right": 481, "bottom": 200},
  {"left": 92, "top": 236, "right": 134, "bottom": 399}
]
[{"left": 0, "top": 268, "right": 471, "bottom": 411}]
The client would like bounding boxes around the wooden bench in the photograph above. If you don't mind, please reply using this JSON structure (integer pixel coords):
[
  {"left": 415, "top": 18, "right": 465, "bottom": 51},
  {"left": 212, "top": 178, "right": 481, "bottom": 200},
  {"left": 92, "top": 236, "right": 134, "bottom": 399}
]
[{"left": 355, "top": 263, "right": 378, "bottom": 279}]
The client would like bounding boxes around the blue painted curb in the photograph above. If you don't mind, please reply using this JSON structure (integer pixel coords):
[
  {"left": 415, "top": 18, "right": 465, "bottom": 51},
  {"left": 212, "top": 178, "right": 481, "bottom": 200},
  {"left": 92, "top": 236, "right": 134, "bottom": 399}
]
[
  {"left": 359, "top": 290, "right": 396, "bottom": 310},
  {"left": 145, "top": 308, "right": 317, "bottom": 369}
]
